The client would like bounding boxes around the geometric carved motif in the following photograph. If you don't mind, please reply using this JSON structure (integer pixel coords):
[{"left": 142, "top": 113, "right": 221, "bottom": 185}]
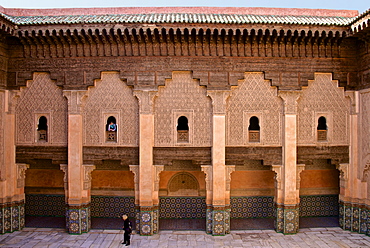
[
  {"left": 361, "top": 91, "right": 370, "bottom": 173},
  {"left": 298, "top": 73, "right": 350, "bottom": 145},
  {"left": 154, "top": 71, "right": 212, "bottom": 147},
  {"left": 227, "top": 72, "right": 281, "bottom": 146},
  {"left": 16, "top": 72, "right": 67, "bottom": 145},
  {"left": 83, "top": 72, "right": 139, "bottom": 145}
]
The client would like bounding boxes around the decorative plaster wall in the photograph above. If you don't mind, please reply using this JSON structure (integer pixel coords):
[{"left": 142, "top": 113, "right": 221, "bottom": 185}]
[
  {"left": 226, "top": 72, "right": 282, "bottom": 146},
  {"left": 360, "top": 90, "right": 370, "bottom": 173},
  {"left": 298, "top": 73, "right": 350, "bottom": 145},
  {"left": 83, "top": 72, "right": 139, "bottom": 146},
  {"left": 16, "top": 72, "right": 67, "bottom": 145},
  {"left": 0, "top": 92, "right": 3, "bottom": 180},
  {"left": 154, "top": 71, "right": 212, "bottom": 147}
]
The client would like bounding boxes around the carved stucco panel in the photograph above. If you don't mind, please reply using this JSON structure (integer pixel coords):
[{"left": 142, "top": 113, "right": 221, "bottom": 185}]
[
  {"left": 296, "top": 164, "right": 305, "bottom": 190},
  {"left": 154, "top": 71, "right": 212, "bottom": 147},
  {"left": 83, "top": 72, "right": 139, "bottom": 146},
  {"left": 336, "top": 163, "right": 349, "bottom": 188},
  {"left": 297, "top": 73, "right": 350, "bottom": 145},
  {"left": 83, "top": 164, "right": 96, "bottom": 190},
  {"left": 227, "top": 72, "right": 282, "bottom": 146},
  {"left": 15, "top": 72, "right": 67, "bottom": 145},
  {"left": 16, "top": 163, "right": 29, "bottom": 188},
  {"left": 60, "top": 164, "right": 68, "bottom": 191},
  {"left": 271, "top": 165, "right": 282, "bottom": 190},
  {"left": 201, "top": 165, "right": 213, "bottom": 192},
  {"left": 225, "top": 165, "right": 235, "bottom": 191},
  {"left": 154, "top": 165, "right": 164, "bottom": 191}
]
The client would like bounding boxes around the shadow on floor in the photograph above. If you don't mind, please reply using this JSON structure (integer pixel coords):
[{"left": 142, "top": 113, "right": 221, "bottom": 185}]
[
  {"left": 300, "top": 216, "right": 339, "bottom": 228},
  {"left": 25, "top": 216, "right": 66, "bottom": 228},
  {"left": 25, "top": 216, "right": 339, "bottom": 230}
]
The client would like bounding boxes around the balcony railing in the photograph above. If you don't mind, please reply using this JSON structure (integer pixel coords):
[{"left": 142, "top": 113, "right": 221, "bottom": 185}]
[
  {"left": 317, "top": 130, "right": 327, "bottom": 141},
  {"left": 38, "top": 130, "right": 47, "bottom": 142},
  {"left": 249, "top": 130, "right": 260, "bottom": 142},
  {"left": 106, "top": 131, "right": 117, "bottom": 142},
  {"left": 177, "top": 130, "right": 189, "bottom": 143}
]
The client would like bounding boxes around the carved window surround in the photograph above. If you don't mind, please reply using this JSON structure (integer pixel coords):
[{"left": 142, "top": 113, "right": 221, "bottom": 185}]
[{"left": 173, "top": 110, "right": 193, "bottom": 145}]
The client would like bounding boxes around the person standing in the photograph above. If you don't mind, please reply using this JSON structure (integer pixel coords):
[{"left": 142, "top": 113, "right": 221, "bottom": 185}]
[{"left": 121, "top": 214, "right": 132, "bottom": 246}]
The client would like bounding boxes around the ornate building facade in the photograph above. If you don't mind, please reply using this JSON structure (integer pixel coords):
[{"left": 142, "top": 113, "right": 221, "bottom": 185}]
[{"left": 0, "top": 6, "right": 369, "bottom": 235}]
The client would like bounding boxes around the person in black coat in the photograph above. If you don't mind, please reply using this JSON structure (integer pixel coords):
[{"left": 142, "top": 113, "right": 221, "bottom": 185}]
[{"left": 121, "top": 214, "right": 132, "bottom": 246}]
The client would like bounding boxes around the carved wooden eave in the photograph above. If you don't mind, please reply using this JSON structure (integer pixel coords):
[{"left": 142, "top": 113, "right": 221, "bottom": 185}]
[
  {"left": 13, "top": 23, "right": 351, "bottom": 59},
  {"left": 350, "top": 10, "right": 370, "bottom": 42},
  {"left": 0, "top": 15, "right": 17, "bottom": 36}
]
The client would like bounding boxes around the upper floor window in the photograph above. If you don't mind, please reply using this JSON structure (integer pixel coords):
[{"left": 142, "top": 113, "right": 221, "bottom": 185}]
[
  {"left": 317, "top": 116, "right": 327, "bottom": 141},
  {"left": 37, "top": 116, "right": 48, "bottom": 142},
  {"left": 106, "top": 116, "right": 117, "bottom": 142},
  {"left": 248, "top": 116, "right": 260, "bottom": 142},
  {"left": 177, "top": 116, "right": 189, "bottom": 143}
]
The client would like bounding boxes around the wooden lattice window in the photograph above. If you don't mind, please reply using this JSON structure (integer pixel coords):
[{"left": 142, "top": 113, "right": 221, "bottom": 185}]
[
  {"left": 177, "top": 116, "right": 189, "bottom": 143},
  {"left": 248, "top": 116, "right": 260, "bottom": 142},
  {"left": 106, "top": 116, "right": 117, "bottom": 142},
  {"left": 317, "top": 116, "right": 327, "bottom": 141},
  {"left": 37, "top": 116, "right": 48, "bottom": 142}
]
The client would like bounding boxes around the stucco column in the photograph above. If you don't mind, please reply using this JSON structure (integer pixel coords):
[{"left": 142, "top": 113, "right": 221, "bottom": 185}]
[
  {"left": 340, "top": 91, "right": 368, "bottom": 233},
  {"left": 207, "top": 90, "right": 232, "bottom": 235},
  {"left": 63, "top": 90, "right": 90, "bottom": 234},
  {"left": 0, "top": 90, "right": 27, "bottom": 234},
  {"left": 133, "top": 88, "right": 158, "bottom": 235},
  {"left": 277, "top": 90, "right": 301, "bottom": 234}
]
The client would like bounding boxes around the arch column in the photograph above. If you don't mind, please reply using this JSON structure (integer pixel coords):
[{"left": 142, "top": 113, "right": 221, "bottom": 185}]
[
  {"left": 63, "top": 90, "right": 92, "bottom": 234},
  {"left": 277, "top": 90, "right": 301, "bottom": 234},
  {"left": 133, "top": 88, "right": 158, "bottom": 235},
  {"left": 0, "top": 90, "right": 27, "bottom": 234},
  {"left": 206, "top": 90, "right": 234, "bottom": 235}
]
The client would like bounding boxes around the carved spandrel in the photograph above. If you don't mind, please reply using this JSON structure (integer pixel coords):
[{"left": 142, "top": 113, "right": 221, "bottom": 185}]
[
  {"left": 207, "top": 90, "right": 230, "bottom": 115},
  {"left": 344, "top": 91, "right": 358, "bottom": 115},
  {"left": 278, "top": 90, "right": 301, "bottom": 115},
  {"left": 63, "top": 90, "right": 87, "bottom": 115},
  {"left": 133, "top": 89, "right": 158, "bottom": 114}
]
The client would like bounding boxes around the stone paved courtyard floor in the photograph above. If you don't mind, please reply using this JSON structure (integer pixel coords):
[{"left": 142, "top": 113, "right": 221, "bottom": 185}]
[{"left": 1, "top": 227, "right": 370, "bottom": 247}]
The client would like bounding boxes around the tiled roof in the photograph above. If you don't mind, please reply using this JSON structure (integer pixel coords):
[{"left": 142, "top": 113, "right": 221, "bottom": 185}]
[{"left": 1, "top": 12, "right": 355, "bottom": 26}]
